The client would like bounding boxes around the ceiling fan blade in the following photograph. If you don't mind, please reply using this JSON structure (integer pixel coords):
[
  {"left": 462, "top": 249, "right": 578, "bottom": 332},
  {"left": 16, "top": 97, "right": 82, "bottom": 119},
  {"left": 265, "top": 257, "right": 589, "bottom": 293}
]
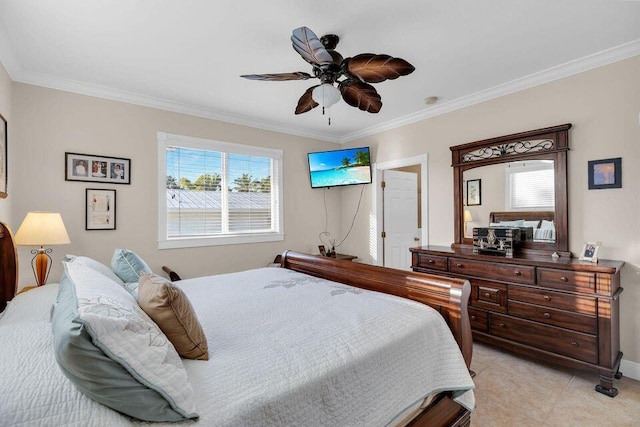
[
  {"left": 291, "top": 27, "right": 333, "bottom": 66},
  {"left": 295, "top": 85, "right": 320, "bottom": 114},
  {"left": 240, "top": 72, "right": 313, "bottom": 81},
  {"left": 339, "top": 80, "right": 382, "bottom": 113},
  {"left": 345, "top": 53, "right": 415, "bottom": 83}
]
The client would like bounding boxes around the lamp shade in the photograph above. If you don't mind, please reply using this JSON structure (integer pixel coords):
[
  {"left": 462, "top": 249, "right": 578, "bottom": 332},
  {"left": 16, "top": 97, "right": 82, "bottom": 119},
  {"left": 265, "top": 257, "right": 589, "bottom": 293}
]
[
  {"left": 311, "top": 83, "right": 341, "bottom": 108},
  {"left": 464, "top": 209, "right": 473, "bottom": 222},
  {"left": 15, "top": 212, "right": 71, "bottom": 246}
]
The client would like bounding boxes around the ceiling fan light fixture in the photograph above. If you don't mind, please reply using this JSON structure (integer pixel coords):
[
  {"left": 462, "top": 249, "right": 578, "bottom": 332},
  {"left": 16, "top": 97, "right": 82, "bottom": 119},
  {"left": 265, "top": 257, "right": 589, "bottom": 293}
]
[{"left": 312, "top": 83, "right": 341, "bottom": 108}]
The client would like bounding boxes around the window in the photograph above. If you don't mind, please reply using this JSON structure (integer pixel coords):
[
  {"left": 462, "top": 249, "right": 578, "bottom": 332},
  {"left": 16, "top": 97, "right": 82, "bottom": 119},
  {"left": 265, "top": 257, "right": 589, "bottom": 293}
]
[
  {"left": 158, "top": 132, "right": 283, "bottom": 249},
  {"left": 505, "top": 161, "right": 554, "bottom": 210}
]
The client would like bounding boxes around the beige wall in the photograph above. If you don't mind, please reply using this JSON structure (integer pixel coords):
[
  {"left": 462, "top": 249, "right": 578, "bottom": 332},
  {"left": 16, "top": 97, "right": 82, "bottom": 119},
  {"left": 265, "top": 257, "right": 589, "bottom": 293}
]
[
  {"left": 4, "top": 56, "right": 640, "bottom": 365},
  {"left": 340, "top": 56, "right": 640, "bottom": 363},
  {"left": 11, "top": 83, "right": 339, "bottom": 287},
  {"left": 0, "top": 63, "right": 11, "bottom": 224}
]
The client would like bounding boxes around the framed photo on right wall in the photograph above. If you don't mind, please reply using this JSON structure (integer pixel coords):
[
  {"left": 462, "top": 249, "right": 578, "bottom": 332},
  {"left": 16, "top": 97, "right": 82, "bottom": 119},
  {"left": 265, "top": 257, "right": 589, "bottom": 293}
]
[{"left": 588, "top": 157, "right": 621, "bottom": 190}]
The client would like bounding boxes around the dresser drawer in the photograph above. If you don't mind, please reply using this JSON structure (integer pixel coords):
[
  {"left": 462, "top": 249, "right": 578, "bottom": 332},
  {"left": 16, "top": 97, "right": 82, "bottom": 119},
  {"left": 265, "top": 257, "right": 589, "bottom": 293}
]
[
  {"left": 471, "top": 279, "right": 507, "bottom": 313},
  {"left": 537, "top": 268, "right": 595, "bottom": 293},
  {"left": 490, "top": 313, "right": 597, "bottom": 364},
  {"left": 469, "top": 307, "right": 488, "bottom": 332},
  {"left": 450, "top": 258, "right": 535, "bottom": 285},
  {"left": 413, "top": 253, "right": 448, "bottom": 272},
  {"left": 508, "top": 300, "right": 597, "bottom": 334},
  {"left": 509, "top": 285, "right": 596, "bottom": 316}
]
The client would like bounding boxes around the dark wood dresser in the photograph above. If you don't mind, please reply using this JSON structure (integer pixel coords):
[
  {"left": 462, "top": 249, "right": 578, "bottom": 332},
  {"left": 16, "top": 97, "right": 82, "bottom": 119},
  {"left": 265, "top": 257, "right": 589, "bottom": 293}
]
[{"left": 410, "top": 245, "right": 625, "bottom": 397}]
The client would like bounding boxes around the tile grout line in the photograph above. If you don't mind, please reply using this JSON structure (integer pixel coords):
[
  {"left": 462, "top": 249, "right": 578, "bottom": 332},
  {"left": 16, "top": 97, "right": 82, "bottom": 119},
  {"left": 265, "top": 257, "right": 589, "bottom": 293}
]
[{"left": 541, "top": 371, "right": 578, "bottom": 426}]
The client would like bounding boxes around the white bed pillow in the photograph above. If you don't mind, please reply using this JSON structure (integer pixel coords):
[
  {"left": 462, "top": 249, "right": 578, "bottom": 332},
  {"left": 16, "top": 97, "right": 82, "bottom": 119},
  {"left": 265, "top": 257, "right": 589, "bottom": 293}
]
[
  {"left": 59, "top": 261, "right": 198, "bottom": 420},
  {"left": 65, "top": 254, "right": 125, "bottom": 286},
  {"left": 540, "top": 219, "right": 555, "bottom": 230},
  {"left": 523, "top": 220, "right": 541, "bottom": 229},
  {"left": 497, "top": 220, "right": 525, "bottom": 227}
]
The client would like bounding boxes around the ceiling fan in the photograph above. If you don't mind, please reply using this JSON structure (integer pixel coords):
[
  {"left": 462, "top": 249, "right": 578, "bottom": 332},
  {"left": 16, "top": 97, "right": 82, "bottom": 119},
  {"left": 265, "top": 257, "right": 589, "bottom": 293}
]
[{"left": 241, "top": 27, "right": 415, "bottom": 123}]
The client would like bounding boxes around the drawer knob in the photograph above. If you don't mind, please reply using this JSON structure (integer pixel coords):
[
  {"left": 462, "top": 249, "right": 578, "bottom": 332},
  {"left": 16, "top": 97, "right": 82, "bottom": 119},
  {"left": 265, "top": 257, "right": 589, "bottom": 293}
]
[
  {"left": 499, "top": 323, "right": 506, "bottom": 328},
  {"left": 427, "top": 259, "right": 435, "bottom": 264},
  {"left": 471, "top": 315, "right": 477, "bottom": 320},
  {"left": 571, "top": 341, "right": 579, "bottom": 347},
  {"left": 560, "top": 276, "right": 568, "bottom": 282},
  {"left": 514, "top": 270, "right": 522, "bottom": 276},
  {"left": 456, "top": 263, "right": 463, "bottom": 268},
  {"left": 543, "top": 312, "right": 551, "bottom": 319},
  {"left": 543, "top": 295, "right": 551, "bottom": 301},
  {"left": 484, "top": 292, "right": 491, "bottom": 298}
]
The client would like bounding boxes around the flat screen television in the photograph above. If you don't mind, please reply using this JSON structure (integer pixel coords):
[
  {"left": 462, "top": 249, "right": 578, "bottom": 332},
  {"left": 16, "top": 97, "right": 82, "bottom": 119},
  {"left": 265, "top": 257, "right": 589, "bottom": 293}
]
[{"left": 308, "top": 147, "right": 372, "bottom": 188}]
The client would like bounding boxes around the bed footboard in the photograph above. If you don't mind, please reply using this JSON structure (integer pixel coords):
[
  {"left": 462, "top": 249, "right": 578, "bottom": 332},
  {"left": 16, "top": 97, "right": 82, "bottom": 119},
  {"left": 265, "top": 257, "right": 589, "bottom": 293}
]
[{"left": 281, "top": 251, "right": 473, "bottom": 369}]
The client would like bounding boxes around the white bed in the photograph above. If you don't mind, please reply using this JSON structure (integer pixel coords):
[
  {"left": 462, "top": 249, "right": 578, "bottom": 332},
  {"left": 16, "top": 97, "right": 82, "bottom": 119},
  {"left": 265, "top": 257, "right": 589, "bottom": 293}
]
[{"left": 0, "top": 242, "right": 475, "bottom": 426}]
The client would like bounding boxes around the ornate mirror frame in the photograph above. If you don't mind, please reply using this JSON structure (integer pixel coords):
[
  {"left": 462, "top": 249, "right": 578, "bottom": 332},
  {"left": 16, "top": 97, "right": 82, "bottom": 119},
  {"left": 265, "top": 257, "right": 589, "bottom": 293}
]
[{"left": 451, "top": 124, "right": 572, "bottom": 257}]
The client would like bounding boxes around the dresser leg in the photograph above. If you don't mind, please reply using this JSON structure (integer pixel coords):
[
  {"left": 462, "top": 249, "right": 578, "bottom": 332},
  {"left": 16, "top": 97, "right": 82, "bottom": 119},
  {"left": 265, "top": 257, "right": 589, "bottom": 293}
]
[{"left": 595, "top": 373, "right": 618, "bottom": 398}]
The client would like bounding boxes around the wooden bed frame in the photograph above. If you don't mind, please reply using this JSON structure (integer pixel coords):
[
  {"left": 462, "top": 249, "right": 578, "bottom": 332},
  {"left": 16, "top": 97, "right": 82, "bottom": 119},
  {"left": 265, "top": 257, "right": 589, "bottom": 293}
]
[
  {"left": 0, "top": 222, "right": 18, "bottom": 312},
  {"left": 489, "top": 210, "right": 555, "bottom": 224},
  {"left": 0, "top": 228, "right": 473, "bottom": 426},
  {"left": 281, "top": 251, "right": 473, "bottom": 427}
]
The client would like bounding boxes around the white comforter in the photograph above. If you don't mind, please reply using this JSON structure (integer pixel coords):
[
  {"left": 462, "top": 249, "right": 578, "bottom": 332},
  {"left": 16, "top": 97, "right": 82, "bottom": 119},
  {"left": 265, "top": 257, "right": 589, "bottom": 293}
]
[{"left": 0, "top": 267, "right": 474, "bottom": 426}]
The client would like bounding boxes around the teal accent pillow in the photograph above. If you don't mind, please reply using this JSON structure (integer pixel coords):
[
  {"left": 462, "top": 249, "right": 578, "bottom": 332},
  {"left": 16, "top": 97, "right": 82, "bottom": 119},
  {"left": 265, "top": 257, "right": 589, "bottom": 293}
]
[
  {"left": 52, "top": 273, "right": 196, "bottom": 421},
  {"left": 111, "top": 248, "right": 153, "bottom": 283}
]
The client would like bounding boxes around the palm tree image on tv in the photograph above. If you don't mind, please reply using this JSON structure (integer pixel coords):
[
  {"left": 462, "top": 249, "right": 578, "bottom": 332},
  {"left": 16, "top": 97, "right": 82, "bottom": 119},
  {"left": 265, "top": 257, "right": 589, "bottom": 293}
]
[{"left": 308, "top": 148, "right": 372, "bottom": 188}]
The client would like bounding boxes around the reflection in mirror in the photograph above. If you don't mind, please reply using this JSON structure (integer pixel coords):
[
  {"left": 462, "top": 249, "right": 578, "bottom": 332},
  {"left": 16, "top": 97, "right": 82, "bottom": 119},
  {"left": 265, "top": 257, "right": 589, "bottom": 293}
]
[{"left": 463, "top": 160, "right": 556, "bottom": 243}]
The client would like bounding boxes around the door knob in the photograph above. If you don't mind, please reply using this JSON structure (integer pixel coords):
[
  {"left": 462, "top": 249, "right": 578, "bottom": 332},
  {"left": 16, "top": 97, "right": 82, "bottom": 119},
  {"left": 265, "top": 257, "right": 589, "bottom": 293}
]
[{"left": 414, "top": 237, "right": 420, "bottom": 241}]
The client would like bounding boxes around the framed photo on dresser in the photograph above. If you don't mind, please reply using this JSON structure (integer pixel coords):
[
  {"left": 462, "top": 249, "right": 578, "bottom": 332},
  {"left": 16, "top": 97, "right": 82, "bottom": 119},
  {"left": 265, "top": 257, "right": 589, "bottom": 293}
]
[
  {"left": 579, "top": 241, "right": 600, "bottom": 263},
  {"left": 66, "top": 152, "right": 131, "bottom": 184}
]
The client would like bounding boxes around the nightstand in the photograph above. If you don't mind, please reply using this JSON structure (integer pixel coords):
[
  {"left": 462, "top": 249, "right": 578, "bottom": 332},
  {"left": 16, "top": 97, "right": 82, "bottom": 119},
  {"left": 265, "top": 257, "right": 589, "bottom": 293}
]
[{"left": 317, "top": 253, "right": 357, "bottom": 261}]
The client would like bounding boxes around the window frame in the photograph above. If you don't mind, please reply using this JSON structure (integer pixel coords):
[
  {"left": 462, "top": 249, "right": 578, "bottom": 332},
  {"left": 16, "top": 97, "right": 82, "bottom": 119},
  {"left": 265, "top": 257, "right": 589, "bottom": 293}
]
[{"left": 157, "top": 132, "right": 284, "bottom": 249}]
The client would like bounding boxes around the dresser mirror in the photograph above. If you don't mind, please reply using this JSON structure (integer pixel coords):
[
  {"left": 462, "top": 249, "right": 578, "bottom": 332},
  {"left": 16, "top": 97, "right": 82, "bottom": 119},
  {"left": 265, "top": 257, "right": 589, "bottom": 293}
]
[
  {"left": 462, "top": 159, "right": 556, "bottom": 242},
  {"left": 451, "top": 124, "right": 572, "bottom": 256}
]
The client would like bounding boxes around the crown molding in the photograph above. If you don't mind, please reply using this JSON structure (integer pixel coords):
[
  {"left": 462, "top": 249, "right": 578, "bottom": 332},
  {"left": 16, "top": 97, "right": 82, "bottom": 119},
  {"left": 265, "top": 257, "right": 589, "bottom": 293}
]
[
  {"left": 0, "top": 25, "right": 638, "bottom": 144},
  {"left": 13, "top": 70, "right": 341, "bottom": 143},
  {"left": 0, "top": 18, "right": 21, "bottom": 79},
  {"left": 339, "top": 38, "right": 640, "bottom": 143}
]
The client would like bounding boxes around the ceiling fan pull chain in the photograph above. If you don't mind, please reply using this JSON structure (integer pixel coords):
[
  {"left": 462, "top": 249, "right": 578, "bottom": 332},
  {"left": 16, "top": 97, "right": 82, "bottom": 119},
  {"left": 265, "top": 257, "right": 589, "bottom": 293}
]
[{"left": 322, "top": 106, "right": 325, "bottom": 115}]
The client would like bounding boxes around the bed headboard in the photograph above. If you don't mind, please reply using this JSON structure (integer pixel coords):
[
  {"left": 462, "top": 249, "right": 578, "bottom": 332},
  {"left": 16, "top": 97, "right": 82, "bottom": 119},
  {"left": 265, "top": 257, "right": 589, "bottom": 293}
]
[
  {"left": 489, "top": 211, "right": 555, "bottom": 224},
  {"left": 0, "top": 222, "right": 18, "bottom": 312}
]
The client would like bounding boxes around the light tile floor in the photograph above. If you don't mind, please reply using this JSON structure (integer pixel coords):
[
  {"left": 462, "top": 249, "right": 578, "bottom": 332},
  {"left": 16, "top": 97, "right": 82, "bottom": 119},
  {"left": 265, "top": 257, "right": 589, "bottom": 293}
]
[{"left": 470, "top": 343, "right": 640, "bottom": 426}]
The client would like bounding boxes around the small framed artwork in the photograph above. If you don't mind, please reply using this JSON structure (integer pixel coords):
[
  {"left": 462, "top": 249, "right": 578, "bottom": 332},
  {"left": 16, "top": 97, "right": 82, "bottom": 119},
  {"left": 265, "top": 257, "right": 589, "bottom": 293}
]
[
  {"left": 0, "top": 113, "right": 7, "bottom": 198},
  {"left": 466, "top": 179, "right": 481, "bottom": 206},
  {"left": 318, "top": 245, "right": 326, "bottom": 256},
  {"left": 66, "top": 152, "right": 131, "bottom": 184},
  {"left": 588, "top": 157, "right": 621, "bottom": 190},
  {"left": 86, "top": 188, "right": 116, "bottom": 230},
  {"left": 579, "top": 241, "right": 600, "bottom": 263}
]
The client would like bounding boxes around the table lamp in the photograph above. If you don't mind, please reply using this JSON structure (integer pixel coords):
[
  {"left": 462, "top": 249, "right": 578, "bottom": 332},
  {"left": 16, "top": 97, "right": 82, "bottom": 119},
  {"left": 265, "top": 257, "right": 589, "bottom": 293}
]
[
  {"left": 15, "top": 212, "right": 71, "bottom": 286},
  {"left": 464, "top": 209, "right": 474, "bottom": 238}
]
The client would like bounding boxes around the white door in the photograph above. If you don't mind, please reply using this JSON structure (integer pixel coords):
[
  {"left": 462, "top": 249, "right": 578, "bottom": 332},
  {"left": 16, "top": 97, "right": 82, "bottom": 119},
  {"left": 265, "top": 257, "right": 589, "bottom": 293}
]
[{"left": 383, "top": 170, "right": 419, "bottom": 270}]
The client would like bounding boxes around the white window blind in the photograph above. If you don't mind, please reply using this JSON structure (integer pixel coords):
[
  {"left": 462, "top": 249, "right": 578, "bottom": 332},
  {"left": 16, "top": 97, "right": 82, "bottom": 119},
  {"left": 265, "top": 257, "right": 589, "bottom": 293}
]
[
  {"left": 158, "top": 133, "right": 283, "bottom": 249},
  {"left": 506, "top": 162, "right": 554, "bottom": 210}
]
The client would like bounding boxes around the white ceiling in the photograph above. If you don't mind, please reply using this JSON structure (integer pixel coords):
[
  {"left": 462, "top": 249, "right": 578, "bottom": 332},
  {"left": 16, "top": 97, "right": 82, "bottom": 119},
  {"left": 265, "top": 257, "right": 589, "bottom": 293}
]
[{"left": 1, "top": 1, "right": 639, "bottom": 143}]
